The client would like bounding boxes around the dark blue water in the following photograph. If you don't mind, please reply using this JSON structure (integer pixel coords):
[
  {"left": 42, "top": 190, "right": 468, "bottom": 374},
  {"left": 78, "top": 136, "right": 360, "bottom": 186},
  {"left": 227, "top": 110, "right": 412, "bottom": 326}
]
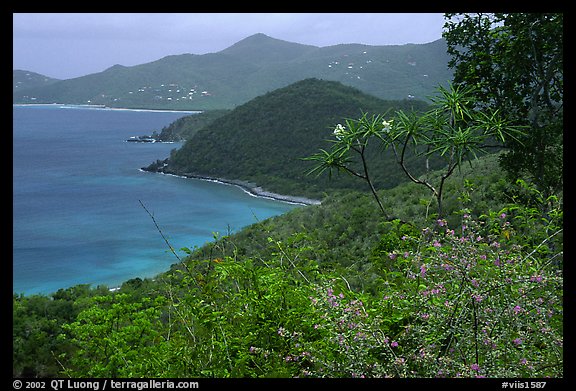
[{"left": 13, "top": 105, "right": 298, "bottom": 295}]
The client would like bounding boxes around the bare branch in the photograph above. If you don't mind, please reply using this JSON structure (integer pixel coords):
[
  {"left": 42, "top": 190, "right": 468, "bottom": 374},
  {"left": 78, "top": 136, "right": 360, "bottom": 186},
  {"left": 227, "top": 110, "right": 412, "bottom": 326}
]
[{"left": 139, "top": 199, "right": 191, "bottom": 274}]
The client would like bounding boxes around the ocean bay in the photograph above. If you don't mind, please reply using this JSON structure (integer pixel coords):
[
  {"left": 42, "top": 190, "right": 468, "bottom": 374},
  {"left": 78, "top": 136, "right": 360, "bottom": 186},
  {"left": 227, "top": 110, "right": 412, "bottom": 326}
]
[{"left": 13, "top": 105, "right": 299, "bottom": 295}]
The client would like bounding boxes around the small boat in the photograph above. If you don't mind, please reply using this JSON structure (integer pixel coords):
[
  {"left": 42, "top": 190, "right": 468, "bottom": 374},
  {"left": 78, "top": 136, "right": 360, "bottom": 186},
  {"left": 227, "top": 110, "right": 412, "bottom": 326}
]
[{"left": 126, "top": 135, "right": 157, "bottom": 143}]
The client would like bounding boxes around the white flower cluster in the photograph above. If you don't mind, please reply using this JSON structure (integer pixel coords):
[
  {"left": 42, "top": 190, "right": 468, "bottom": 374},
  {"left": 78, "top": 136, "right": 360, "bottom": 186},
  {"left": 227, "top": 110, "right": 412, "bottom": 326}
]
[
  {"left": 382, "top": 119, "right": 393, "bottom": 133},
  {"left": 333, "top": 123, "right": 346, "bottom": 140}
]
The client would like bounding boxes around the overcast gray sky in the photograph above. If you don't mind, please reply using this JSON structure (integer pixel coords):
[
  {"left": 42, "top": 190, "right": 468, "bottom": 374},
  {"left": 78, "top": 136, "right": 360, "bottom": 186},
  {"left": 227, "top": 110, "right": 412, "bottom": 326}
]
[{"left": 13, "top": 13, "right": 447, "bottom": 80}]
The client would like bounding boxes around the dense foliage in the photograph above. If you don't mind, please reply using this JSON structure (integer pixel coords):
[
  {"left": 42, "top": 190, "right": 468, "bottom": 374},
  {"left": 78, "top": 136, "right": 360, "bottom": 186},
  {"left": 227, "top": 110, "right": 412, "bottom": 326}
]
[
  {"left": 163, "top": 78, "right": 432, "bottom": 199},
  {"left": 63, "top": 199, "right": 563, "bottom": 378},
  {"left": 13, "top": 13, "right": 562, "bottom": 380},
  {"left": 156, "top": 109, "right": 230, "bottom": 141},
  {"left": 13, "top": 155, "right": 563, "bottom": 378},
  {"left": 443, "top": 13, "right": 563, "bottom": 200}
]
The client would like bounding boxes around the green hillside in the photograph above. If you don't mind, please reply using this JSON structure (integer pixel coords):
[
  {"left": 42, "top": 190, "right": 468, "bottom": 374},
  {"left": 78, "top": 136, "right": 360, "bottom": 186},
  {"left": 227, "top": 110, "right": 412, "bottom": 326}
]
[
  {"left": 13, "top": 152, "right": 563, "bottom": 378},
  {"left": 13, "top": 70, "right": 59, "bottom": 93},
  {"left": 156, "top": 109, "right": 231, "bottom": 141},
  {"left": 149, "top": 78, "right": 433, "bottom": 199},
  {"left": 13, "top": 34, "right": 452, "bottom": 110}
]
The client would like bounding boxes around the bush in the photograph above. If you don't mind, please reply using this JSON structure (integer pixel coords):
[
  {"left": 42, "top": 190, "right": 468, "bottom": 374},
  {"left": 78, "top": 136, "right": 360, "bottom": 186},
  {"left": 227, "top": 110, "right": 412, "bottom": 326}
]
[
  {"left": 295, "top": 205, "right": 563, "bottom": 378},
  {"left": 55, "top": 190, "right": 563, "bottom": 378}
]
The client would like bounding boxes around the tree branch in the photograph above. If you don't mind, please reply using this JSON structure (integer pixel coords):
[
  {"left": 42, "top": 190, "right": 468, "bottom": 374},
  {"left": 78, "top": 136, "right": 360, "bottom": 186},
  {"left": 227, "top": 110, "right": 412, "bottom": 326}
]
[{"left": 139, "top": 200, "right": 191, "bottom": 274}]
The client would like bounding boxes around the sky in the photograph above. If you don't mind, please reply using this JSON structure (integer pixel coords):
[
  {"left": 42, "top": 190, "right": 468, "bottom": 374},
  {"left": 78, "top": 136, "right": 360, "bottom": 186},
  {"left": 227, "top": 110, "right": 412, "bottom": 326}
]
[{"left": 13, "top": 13, "right": 447, "bottom": 80}]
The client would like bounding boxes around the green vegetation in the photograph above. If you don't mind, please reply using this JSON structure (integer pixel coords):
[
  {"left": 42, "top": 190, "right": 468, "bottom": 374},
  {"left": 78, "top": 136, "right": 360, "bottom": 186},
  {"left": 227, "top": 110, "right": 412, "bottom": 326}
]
[
  {"left": 156, "top": 109, "right": 230, "bottom": 141},
  {"left": 13, "top": 70, "right": 60, "bottom": 92},
  {"left": 158, "top": 78, "right": 432, "bottom": 200},
  {"left": 13, "top": 34, "right": 452, "bottom": 110},
  {"left": 443, "top": 13, "right": 563, "bottom": 200},
  {"left": 13, "top": 13, "right": 562, "bottom": 380},
  {"left": 13, "top": 158, "right": 563, "bottom": 378},
  {"left": 306, "top": 83, "right": 523, "bottom": 218}
]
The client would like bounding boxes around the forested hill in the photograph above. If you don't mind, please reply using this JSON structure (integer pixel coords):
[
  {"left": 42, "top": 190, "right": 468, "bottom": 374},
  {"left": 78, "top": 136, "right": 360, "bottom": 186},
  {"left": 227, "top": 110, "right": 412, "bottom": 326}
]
[
  {"left": 13, "top": 70, "right": 60, "bottom": 92},
  {"left": 147, "top": 78, "right": 432, "bottom": 199},
  {"left": 13, "top": 34, "right": 452, "bottom": 110}
]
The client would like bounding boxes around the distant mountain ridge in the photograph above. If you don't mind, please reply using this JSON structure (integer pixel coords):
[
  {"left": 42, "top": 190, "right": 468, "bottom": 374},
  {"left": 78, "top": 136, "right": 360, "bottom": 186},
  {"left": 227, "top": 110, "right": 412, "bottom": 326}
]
[
  {"left": 13, "top": 34, "right": 452, "bottom": 110},
  {"left": 13, "top": 70, "right": 60, "bottom": 92},
  {"left": 219, "top": 33, "right": 319, "bottom": 64}
]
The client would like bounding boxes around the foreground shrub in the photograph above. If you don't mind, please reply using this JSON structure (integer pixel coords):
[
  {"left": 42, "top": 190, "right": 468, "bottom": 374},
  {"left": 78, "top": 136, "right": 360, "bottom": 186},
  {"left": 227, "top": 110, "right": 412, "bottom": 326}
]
[
  {"left": 296, "top": 204, "right": 563, "bottom": 378},
  {"left": 59, "top": 200, "right": 562, "bottom": 378}
]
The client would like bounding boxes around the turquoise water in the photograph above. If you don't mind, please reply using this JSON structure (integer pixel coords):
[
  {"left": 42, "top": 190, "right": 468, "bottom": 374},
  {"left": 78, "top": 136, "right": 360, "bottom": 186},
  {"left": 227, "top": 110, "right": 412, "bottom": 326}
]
[{"left": 13, "top": 105, "right": 299, "bottom": 295}]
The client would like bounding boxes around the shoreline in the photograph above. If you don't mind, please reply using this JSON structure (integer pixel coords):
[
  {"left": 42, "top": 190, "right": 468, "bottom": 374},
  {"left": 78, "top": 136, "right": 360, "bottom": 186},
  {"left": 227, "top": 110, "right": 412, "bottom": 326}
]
[
  {"left": 140, "top": 168, "right": 321, "bottom": 206},
  {"left": 13, "top": 103, "right": 201, "bottom": 114}
]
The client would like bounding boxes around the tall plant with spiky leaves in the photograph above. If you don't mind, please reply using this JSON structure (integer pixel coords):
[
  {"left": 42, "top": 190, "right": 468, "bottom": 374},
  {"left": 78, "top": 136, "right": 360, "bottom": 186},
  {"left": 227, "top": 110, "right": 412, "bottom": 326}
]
[{"left": 306, "top": 83, "right": 524, "bottom": 218}]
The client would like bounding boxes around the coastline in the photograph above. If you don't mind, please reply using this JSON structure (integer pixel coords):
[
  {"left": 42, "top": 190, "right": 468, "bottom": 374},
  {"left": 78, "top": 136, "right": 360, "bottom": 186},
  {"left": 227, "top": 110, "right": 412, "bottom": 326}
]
[
  {"left": 140, "top": 168, "right": 321, "bottom": 206},
  {"left": 13, "top": 103, "right": 201, "bottom": 114}
]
